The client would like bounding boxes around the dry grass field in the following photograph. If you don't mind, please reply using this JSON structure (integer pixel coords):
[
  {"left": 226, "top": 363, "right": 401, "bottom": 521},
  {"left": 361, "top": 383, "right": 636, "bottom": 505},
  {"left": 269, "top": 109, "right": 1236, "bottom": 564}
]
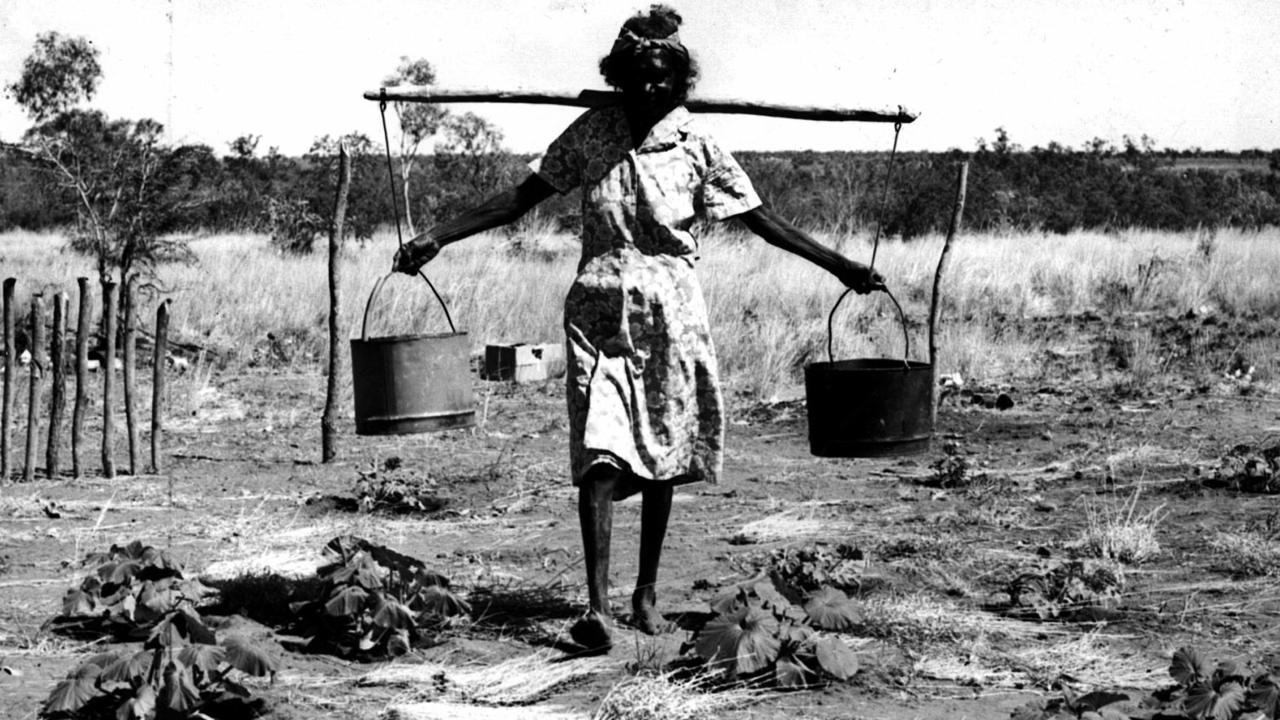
[{"left": 1, "top": 226, "right": 1279, "bottom": 720}]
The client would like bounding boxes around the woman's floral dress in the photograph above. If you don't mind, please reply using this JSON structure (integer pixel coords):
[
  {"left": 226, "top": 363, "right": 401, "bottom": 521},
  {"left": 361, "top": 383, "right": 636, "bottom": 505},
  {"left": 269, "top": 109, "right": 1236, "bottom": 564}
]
[{"left": 534, "top": 105, "right": 761, "bottom": 487}]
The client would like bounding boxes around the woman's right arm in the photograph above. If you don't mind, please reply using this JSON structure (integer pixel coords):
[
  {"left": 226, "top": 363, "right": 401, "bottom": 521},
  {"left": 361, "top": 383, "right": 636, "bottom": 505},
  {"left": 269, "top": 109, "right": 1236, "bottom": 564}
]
[{"left": 393, "top": 173, "right": 558, "bottom": 274}]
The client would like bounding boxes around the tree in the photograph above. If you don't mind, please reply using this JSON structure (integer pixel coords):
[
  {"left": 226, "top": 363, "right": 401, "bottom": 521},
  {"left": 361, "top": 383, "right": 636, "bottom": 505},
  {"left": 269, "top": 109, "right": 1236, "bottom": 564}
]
[
  {"left": 432, "top": 112, "right": 516, "bottom": 217},
  {"left": 382, "top": 57, "right": 447, "bottom": 236},
  {"left": 5, "top": 32, "right": 101, "bottom": 122},
  {"left": 6, "top": 32, "right": 206, "bottom": 287}
]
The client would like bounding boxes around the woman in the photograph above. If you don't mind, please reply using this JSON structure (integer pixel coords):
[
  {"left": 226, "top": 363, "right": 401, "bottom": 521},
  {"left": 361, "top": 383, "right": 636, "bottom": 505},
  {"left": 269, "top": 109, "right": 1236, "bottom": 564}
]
[{"left": 393, "top": 5, "right": 883, "bottom": 652}]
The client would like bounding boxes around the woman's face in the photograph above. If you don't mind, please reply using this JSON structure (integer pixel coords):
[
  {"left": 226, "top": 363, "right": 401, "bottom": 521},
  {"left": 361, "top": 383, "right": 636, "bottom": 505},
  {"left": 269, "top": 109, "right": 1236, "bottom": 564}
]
[{"left": 620, "top": 49, "right": 680, "bottom": 121}]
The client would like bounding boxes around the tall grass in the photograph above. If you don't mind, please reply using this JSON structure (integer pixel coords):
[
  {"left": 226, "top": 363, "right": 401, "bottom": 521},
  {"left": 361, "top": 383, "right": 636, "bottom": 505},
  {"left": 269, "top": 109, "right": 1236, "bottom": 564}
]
[{"left": 2, "top": 226, "right": 1278, "bottom": 401}]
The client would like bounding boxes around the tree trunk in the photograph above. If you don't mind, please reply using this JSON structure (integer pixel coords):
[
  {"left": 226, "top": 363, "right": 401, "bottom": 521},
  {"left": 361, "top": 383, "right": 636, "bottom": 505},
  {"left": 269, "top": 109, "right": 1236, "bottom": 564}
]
[
  {"left": 400, "top": 161, "right": 415, "bottom": 237},
  {"left": 47, "top": 292, "right": 68, "bottom": 479},
  {"left": 24, "top": 294, "right": 45, "bottom": 482},
  {"left": 322, "top": 142, "right": 352, "bottom": 463},
  {"left": 929, "top": 162, "right": 969, "bottom": 428},
  {"left": 1, "top": 278, "right": 14, "bottom": 481},
  {"left": 101, "top": 281, "right": 117, "bottom": 478},
  {"left": 150, "top": 300, "right": 169, "bottom": 474},
  {"left": 72, "top": 276, "right": 90, "bottom": 478},
  {"left": 122, "top": 278, "right": 139, "bottom": 474}
]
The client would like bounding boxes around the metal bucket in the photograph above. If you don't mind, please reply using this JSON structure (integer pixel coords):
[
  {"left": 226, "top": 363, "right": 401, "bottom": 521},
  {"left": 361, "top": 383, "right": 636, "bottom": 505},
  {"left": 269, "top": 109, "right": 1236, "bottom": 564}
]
[
  {"left": 350, "top": 273, "right": 475, "bottom": 435},
  {"left": 805, "top": 289, "right": 933, "bottom": 457}
]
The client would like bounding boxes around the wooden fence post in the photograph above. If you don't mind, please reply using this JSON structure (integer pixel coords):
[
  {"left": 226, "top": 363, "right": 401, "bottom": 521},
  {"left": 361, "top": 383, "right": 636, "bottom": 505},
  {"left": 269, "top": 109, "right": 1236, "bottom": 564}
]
[
  {"left": 929, "top": 161, "right": 969, "bottom": 428},
  {"left": 72, "top": 277, "right": 90, "bottom": 479},
  {"left": 123, "top": 278, "right": 139, "bottom": 475},
  {"left": 24, "top": 294, "right": 45, "bottom": 482},
  {"left": 47, "top": 292, "right": 68, "bottom": 479},
  {"left": 1, "top": 278, "right": 14, "bottom": 481},
  {"left": 322, "top": 141, "right": 352, "bottom": 463},
  {"left": 102, "top": 281, "right": 117, "bottom": 478},
  {"left": 150, "top": 300, "right": 170, "bottom": 474}
]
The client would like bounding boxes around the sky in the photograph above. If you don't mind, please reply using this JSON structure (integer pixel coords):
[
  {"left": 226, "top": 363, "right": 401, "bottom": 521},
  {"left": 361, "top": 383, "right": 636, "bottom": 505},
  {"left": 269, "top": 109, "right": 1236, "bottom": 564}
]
[{"left": 1, "top": 0, "right": 1278, "bottom": 157}]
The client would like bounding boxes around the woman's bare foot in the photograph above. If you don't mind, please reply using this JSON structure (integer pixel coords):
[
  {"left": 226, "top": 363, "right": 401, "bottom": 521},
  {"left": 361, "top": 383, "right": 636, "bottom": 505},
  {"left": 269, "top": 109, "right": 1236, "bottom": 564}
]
[
  {"left": 568, "top": 610, "right": 613, "bottom": 654},
  {"left": 631, "top": 589, "right": 671, "bottom": 635}
]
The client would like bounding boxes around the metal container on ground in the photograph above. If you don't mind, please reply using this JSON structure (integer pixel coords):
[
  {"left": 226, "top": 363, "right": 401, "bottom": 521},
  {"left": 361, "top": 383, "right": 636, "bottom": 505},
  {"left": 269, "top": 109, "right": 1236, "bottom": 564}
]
[{"left": 350, "top": 273, "right": 475, "bottom": 435}]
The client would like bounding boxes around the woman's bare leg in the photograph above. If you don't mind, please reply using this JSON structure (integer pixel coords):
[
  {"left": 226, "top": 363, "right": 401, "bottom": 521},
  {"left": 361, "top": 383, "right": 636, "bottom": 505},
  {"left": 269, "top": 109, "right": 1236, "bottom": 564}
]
[
  {"left": 632, "top": 482, "right": 673, "bottom": 634},
  {"left": 571, "top": 465, "right": 619, "bottom": 651}
]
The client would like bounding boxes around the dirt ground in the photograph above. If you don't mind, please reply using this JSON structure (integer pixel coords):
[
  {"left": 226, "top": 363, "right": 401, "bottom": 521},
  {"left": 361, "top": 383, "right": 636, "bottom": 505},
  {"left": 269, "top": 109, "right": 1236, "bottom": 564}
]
[{"left": 3, "top": 313, "right": 1280, "bottom": 720}]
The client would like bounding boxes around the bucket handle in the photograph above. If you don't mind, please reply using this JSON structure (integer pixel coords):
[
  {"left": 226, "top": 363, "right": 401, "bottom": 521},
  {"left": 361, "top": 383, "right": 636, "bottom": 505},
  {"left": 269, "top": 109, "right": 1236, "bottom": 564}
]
[
  {"left": 360, "top": 271, "right": 457, "bottom": 341},
  {"left": 826, "top": 285, "right": 911, "bottom": 367}
]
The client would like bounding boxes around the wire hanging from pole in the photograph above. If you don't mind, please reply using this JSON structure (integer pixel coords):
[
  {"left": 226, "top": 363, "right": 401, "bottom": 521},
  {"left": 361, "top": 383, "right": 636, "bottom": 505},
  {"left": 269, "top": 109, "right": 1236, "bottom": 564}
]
[
  {"left": 868, "top": 114, "right": 903, "bottom": 275},
  {"left": 379, "top": 90, "right": 456, "bottom": 334}
]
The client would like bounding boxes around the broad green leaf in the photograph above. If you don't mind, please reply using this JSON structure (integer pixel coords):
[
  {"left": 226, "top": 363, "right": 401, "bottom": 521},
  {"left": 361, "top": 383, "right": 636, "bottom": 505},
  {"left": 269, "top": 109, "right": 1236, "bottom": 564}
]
[
  {"left": 178, "top": 644, "right": 226, "bottom": 681},
  {"left": 371, "top": 597, "right": 416, "bottom": 630},
  {"left": 83, "top": 651, "right": 122, "bottom": 670},
  {"left": 101, "top": 649, "right": 156, "bottom": 686},
  {"left": 148, "top": 607, "right": 215, "bottom": 648},
  {"left": 104, "top": 559, "right": 143, "bottom": 586},
  {"left": 709, "top": 587, "right": 747, "bottom": 616},
  {"left": 694, "top": 604, "right": 780, "bottom": 675},
  {"left": 329, "top": 553, "right": 384, "bottom": 591},
  {"left": 1184, "top": 681, "right": 1244, "bottom": 720},
  {"left": 42, "top": 662, "right": 103, "bottom": 713},
  {"left": 387, "top": 628, "right": 411, "bottom": 657},
  {"left": 222, "top": 636, "right": 277, "bottom": 677},
  {"left": 813, "top": 636, "right": 859, "bottom": 681},
  {"left": 415, "top": 585, "right": 470, "bottom": 619},
  {"left": 159, "top": 660, "right": 201, "bottom": 715},
  {"left": 1171, "top": 647, "right": 1213, "bottom": 686},
  {"left": 774, "top": 652, "right": 813, "bottom": 688},
  {"left": 804, "top": 587, "right": 862, "bottom": 631},
  {"left": 62, "top": 588, "right": 97, "bottom": 616},
  {"left": 1246, "top": 676, "right": 1279, "bottom": 719},
  {"left": 115, "top": 684, "right": 156, "bottom": 720},
  {"left": 324, "top": 585, "right": 369, "bottom": 617}
]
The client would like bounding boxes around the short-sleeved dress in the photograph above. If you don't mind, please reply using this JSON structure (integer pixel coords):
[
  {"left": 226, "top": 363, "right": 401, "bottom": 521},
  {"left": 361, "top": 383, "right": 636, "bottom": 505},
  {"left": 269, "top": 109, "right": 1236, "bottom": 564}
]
[{"left": 534, "top": 105, "right": 762, "bottom": 487}]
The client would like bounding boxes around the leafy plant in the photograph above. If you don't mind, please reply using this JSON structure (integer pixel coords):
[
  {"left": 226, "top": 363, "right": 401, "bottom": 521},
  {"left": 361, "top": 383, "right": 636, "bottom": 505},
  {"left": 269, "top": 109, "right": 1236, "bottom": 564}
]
[
  {"left": 684, "top": 576, "right": 861, "bottom": 688},
  {"left": 41, "top": 607, "right": 275, "bottom": 719},
  {"left": 350, "top": 460, "right": 447, "bottom": 515},
  {"left": 734, "top": 543, "right": 864, "bottom": 598},
  {"left": 1209, "top": 444, "right": 1280, "bottom": 494},
  {"left": 1003, "top": 559, "right": 1124, "bottom": 621},
  {"left": 1015, "top": 647, "right": 1280, "bottom": 720},
  {"left": 52, "top": 541, "right": 212, "bottom": 640},
  {"left": 288, "top": 536, "right": 470, "bottom": 660}
]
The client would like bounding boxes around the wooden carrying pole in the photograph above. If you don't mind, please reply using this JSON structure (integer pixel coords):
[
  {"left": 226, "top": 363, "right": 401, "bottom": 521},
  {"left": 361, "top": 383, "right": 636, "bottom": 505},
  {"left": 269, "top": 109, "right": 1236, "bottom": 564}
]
[
  {"left": 123, "top": 278, "right": 139, "bottom": 475},
  {"left": 929, "top": 162, "right": 969, "bottom": 427},
  {"left": 322, "top": 142, "right": 352, "bottom": 463},
  {"left": 24, "top": 294, "right": 45, "bottom": 482},
  {"left": 365, "top": 87, "right": 918, "bottom": 124},
  {"left": 101, "top": 281, "right": 117, "bottom": 478},
  {"left": 1, "top": 278, "right": 14, "bottom": 480},
  {"left": 150, "top": 300, "right": 170, "bottom": 474},
  {"left": 47, "top": 292, "right": 68, "bottom": 479},
  {"left": 72, "top": 277, "right": 91, "bottom": 478}
]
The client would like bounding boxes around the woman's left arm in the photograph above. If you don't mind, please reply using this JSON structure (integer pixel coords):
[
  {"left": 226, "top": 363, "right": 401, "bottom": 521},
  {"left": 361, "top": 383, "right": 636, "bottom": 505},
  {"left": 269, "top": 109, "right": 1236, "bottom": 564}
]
[{"left": 736, "top": 205, "right": 885, "bottom": 294}]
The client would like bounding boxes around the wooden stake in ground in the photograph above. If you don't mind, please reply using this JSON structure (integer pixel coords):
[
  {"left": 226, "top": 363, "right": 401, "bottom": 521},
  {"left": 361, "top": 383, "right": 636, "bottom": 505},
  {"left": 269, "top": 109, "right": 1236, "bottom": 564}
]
[
  {"left": 122, "top": 278, "right": 139, "bottom": 474},
  {"left": 929, "top": 161, "right": 969, "bottom": 427},
  {"left": 47, "top": 292, "right": 68, "bottom": 479},
  {"left": 101, "top": 281, "right": 117, "bottom": 479},
  {"left": 150, "top": 299, "right": 170, "bottom": 474},
  {"left": 24, "top": 294, "right": 46, "bottom": 482},
  {"left": 72, "top": 276, "right": 90, "bottom": 478},
  {"left": 1, "top": 277, "right": 14, "bottom": 481},
  {"left": 322, "top": 141, "right": 352, "bottom": 464}
]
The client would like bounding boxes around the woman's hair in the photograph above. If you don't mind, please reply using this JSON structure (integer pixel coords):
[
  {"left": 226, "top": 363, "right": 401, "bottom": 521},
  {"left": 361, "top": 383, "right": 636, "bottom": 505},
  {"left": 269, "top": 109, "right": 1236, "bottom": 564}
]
[{"left": 599, "top": 4, "right": 698, "bottom": 102}]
